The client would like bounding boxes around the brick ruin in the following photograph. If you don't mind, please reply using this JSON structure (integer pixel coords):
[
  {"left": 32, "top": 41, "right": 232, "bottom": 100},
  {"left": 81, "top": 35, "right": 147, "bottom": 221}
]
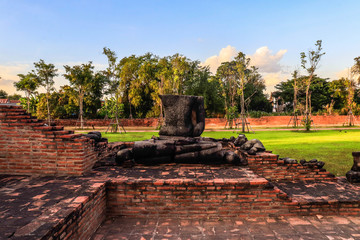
[
  {"left": 0, "top": 104, "right": 358, "bottom": 239},
  {"left": 0, "top": 104, "right": 108, "bottom": 175}
]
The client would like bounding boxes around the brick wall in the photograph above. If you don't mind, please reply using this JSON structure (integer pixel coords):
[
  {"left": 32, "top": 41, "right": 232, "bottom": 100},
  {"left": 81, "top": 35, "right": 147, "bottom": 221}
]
[
  {"left": 54, "top": 115, "right": 358, "bottom": 128},
  {"left": 106, "top": 178, "right": 293, "bottom": 218},
  {"left": 46, "top": 183, "right": 107, "bottom": 240},
  {"left": 246, "top": 152, "right": 336, "bottom": 182},
  {"left": 0, "top": 105, "right": 106, "bottom": 175}
]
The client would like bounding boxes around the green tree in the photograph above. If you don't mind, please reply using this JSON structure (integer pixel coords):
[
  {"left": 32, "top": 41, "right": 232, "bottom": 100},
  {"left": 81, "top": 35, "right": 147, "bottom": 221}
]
[
  {"left": 235, "top": 53, "right": 251, "bottom": 132},
  {"left": 14, "top": 73, "right": 39, "bottom": 113},
  {"left": 352, "top": 56, "right": 360, "bottom": 83},
  {"left": 274, "top": 76, "right": 331, "bottom": 114},
  {"left": 102, "top": 47, "right": 123, "bottom": 123},
  {"left": 8, "top": 94, "right": 22, "bottom": 100},
  {"left": 300, "top": 40, "right": 325, "bottom": 130},
  {"left": 33, "top": 59, "right": 58, "bottom": 125},
  {"left": 0, "top": 89, "right": 8, "bottom": 99},
  {"left": 64, "top": 62, "right": 105, "bottom": 129},
  {"left": 170, "top": 53, "right": 192, "bottom": 95}
]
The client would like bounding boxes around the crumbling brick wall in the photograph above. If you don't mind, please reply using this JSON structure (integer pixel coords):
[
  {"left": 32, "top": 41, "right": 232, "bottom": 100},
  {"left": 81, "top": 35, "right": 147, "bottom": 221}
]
[{"left": 0, "top": 105, "right": 105, "bottom": 175}]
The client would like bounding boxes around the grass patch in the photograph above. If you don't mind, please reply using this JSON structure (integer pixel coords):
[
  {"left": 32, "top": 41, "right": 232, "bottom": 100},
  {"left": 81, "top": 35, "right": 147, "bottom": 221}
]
[
  {"left": 100, "top": 129, "right": 360, "bottom": 176},
  {"left": 101, "top": 132, "right": 159, "bottom": 142}
]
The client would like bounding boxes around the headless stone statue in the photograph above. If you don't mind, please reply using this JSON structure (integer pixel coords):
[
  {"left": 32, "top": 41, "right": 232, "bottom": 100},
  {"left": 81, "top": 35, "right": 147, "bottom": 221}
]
[{"left": 159, "top": 95, "right": 205, "bottom": 137}]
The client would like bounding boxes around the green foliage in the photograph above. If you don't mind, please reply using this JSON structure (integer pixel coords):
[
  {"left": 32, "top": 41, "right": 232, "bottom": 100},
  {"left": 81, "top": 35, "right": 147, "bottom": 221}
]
[
  {"left": 225, "top": 106, "right": 239, "bottom": 121},
  {"left": 20, "top": 96, "right": 38, "bottom": 115},
  {"left": 14, "top": 72, "right": 39, "bottom": 112},
  {"left": 274, "top": 76, "right": 332, "bottom": 113},
  {"left": 32, "top": 59, "right": 58, "bottom": 124},
  {"left": 302, "top": 115, "right": 312, "bottom": 131},
  {"left": 63, "top": 62, "right": 106, "bottom": 126},
  {"left": 352, "top": 56, "right": 360, "bottom": 83},
  {"left": 248, "top": 111, "right": 290, "bottom": 118},
  {"left": 8, "top": 94, "right": 22, "bottom": 100},
  {"left": 98, "top": 98, "right": 124, "bottom": 119},
  {"left": 0, "top": 89, "right": 8, "bottom": 98}
]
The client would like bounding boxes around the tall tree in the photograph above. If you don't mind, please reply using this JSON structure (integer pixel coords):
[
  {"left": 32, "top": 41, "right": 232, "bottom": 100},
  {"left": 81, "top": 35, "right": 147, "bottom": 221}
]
[
  {"left": 103, "top": 47, "right": 123, "bottom": 124},
  {"left": 234, "top": 52, "right": 251, "bottom": 132},
  {"left": 64, "top": 62, "right": 99, "bottom": 129},
  {"left": 118, "top": 55, "right": 142, "bottom": 118},
  {"left": 14, "top": 73, "right": 39, "bottom": 113},
  {"left": 300, "top": 40, "right": 325, "bottom": 130},
  {"left": 33, "top": 59, "right": 58, "bottom": 125}
]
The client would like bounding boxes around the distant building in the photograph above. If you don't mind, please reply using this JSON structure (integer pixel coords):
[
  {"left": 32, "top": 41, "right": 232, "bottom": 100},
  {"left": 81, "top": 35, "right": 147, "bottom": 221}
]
[
  {"left": 0, "top": 99, "right": 10, "bottom": 104},
  {"left": 0, "top": 99, "right": 21, "bottom": 105}
]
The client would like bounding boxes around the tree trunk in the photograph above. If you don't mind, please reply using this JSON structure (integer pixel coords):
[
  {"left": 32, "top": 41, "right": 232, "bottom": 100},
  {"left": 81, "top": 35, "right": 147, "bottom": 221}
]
[
  {"left": 304, "top": 74, "right": 313, "bottom": 131},
  {"left": 79, "top": 92, "right": 84, "bottom": 130},
  {"left": 46, "top": 93, "right": 51, "bottom": 126},
  {"left": 241, "top": 79, "right": 245, "bottom": 133},
  {"left": 26, "top": 91, "right": 30, "bottom": 113},
  {"left": 128, "top": 96, "right": 133, "bottom": 119},
  {"left": 293, "top": 79, "right": 297, "bottom": 127}
]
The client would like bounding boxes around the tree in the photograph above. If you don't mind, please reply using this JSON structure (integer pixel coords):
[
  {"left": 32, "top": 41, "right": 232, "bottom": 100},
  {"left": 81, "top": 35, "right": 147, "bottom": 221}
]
[
  {"left": 33, "top": 59, "right": 58, "bottom": 125},
  {"left": 153, "top": 56, "right": 172, "bottom": 118},
  {"left": 300, "top": 40, "right": 325, "bottom": 130},
  {"left": 216, "top": 61, "right": 238, "bottom": 127},
  {"left": 8, "top": 94, "right": 22, "bottom": 100},
  {"left": 274, "top": 76, "right": 332, "bottom": 114},
  {"left": 215, "top": 51, "right": 254, "bottom": 131},
  {"left": 0, "top": 89, "right": 8, "bottom": 99},
  {"left": 242, "top": 67, "right": 271, "bottom": 112},
  {"left": 118, "top": 55, "right": 142, "bottom": 118},
  {"left": 234, "top": 52, "right": 251, "bottom": 132},
  {"left": 14, "top": 73, "right": 39, "bottom": 113},
  {"left": 64, "top": 62, "right": 105, "bottom": 129},
  {"left": 352, "top": 56, "right": 360, "bottom": 83},
  {"left": 170, "top": 53, "right": 192, "bottom": 95},
  {"left": 292, "top": 70, "right": 300, "bottom": 126}
]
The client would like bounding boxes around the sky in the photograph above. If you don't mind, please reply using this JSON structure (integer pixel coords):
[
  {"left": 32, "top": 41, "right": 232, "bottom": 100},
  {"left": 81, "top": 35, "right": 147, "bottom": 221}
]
[{"left": 1, "top": 0, "right": 360, "bottom": 95}]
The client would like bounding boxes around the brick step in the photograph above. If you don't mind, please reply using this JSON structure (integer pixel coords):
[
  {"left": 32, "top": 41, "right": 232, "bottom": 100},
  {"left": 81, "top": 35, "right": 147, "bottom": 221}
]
[
  {"left": 43, "top": 130, "right": 74, "bottom": 135},
  {"left": 57, "top": 133, "right": 84, "bottom": 139},
  {"left": 3, "top": 114, "right": 31, "bottom": 119},
  {"left": 274, "top": 178, "right": 360, "bottom": 215},
  {"left": 0, "top": 105, "right": 23, "bottom": 110}
]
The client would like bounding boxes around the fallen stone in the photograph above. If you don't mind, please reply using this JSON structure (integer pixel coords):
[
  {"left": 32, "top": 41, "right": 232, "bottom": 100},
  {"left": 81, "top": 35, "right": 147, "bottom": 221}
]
[
  {"left": 282, "top": 157, "right": 298, "bottom": 164},
  {"left": 234, "top": 134, "right": 248, "bottom": 146},
  {"left": 116, "top": 148, "right": 134, "bottom": 165},
  {"left": 224, "top": 151, "right": 240, "bottom": 164}
]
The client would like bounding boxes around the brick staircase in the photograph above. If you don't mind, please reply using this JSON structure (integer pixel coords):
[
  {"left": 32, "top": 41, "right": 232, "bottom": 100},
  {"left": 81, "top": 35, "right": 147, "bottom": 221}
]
[{"left": 0, "top": 105, "right": 103, "bottom": 175}]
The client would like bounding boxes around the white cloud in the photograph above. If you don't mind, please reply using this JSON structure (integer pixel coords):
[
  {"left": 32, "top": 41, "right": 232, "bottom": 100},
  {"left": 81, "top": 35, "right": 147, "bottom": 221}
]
[
  {"left": 248, "top": 46, "right": 287, "bottom": 73},
  {"left": 0, "top": 62, "right": 108, "bottom": 95},
  {"left": 0, "top": 64, "right": 31, "bottom": 94},
  {"left": 201, "top": 45, "right": 237, "bottom": 73},
  {"left": 263, "top": 72, "right": 290, "bottom": 94},
  {"left": 202, "top": 45, "right": 289, "bottom": 93},
  {"left": 336, "top": 68, "right": 352, "bottom": 79}
]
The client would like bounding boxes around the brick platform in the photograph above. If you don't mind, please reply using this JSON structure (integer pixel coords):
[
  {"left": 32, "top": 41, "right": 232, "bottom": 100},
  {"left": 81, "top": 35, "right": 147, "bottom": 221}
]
[
  {"left": 2, "top": 165, "right": 360, "bottom": 239},
  {"left": 104, "top": 165, "right": 291, "bottom": 218}
]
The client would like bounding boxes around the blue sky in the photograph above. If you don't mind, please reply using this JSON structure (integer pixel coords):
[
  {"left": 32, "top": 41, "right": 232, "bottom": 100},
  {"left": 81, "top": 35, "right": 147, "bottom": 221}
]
[{"left": 1, "top": 0, "right": 360, "bottom": 94}]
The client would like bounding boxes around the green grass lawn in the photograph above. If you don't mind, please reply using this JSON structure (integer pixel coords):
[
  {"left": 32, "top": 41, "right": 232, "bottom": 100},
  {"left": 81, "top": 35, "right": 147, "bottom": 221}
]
[{"left": 101, "top": 130, "right": 360, "bottom": 176}]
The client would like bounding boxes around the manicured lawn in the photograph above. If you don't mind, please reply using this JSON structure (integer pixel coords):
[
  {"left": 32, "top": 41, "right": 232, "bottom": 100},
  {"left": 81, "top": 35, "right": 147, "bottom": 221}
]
[{"left": 101, "top": 130, "right": 360, "bottom": 176}]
